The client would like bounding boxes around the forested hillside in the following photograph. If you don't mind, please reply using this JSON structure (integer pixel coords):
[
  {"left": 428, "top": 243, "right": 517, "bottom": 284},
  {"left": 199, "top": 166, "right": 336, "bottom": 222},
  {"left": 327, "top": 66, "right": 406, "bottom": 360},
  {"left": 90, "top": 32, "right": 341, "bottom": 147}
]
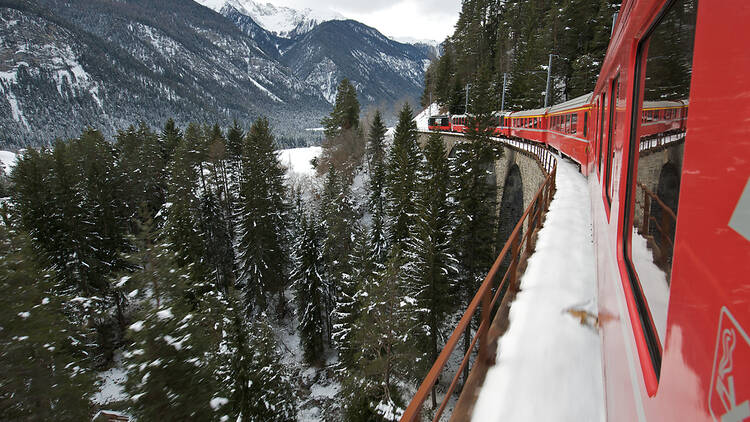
[
  {"left": 423, "top": 0, "right": 620, "bottom": 112},
  {"left": 1, "top": 71, "right": 511, "bottom": 419}
]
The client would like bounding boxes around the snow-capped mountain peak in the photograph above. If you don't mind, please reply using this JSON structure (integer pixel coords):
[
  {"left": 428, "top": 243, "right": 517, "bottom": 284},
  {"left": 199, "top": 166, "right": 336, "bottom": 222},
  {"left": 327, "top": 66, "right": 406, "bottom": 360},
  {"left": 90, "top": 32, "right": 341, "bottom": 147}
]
[{"left": 196, "top": 0, "right": 343, "bottom": 38}]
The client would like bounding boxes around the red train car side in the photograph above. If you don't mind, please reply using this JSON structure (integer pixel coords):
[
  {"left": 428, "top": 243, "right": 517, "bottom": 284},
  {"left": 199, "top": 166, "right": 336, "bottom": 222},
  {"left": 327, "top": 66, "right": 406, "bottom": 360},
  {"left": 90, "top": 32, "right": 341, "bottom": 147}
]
[
  {"left": 427, "top": 115, "right": 452, "bottom": 132},
  {"left": 588, "top": 0, "right": 750, "bottom": 420},
  {"left": 545, "top": 93, "right": 592, "bottom": 174}
]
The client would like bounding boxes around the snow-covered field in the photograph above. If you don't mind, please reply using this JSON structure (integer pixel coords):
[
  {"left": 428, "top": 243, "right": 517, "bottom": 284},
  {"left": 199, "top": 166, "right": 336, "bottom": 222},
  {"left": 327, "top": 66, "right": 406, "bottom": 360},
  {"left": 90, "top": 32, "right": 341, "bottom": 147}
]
[
  {"left": 471, "top": 158, "right": 605, "bottom": 422},
  {"left": 0, "top": 150, "right": 17, "bottom": 174},
  {"left": 277, "top": 146, "right": 321, "bottom": 177}
]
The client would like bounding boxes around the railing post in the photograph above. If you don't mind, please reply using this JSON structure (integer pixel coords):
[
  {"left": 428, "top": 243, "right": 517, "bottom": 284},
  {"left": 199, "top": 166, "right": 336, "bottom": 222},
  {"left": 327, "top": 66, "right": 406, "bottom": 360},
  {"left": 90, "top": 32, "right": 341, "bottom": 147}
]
[
  {"left": 643, "top": 191, "right": 651, "bottom": 234},
  {"left": 480, "top": 280, "right": 491, "bottom": 364}
]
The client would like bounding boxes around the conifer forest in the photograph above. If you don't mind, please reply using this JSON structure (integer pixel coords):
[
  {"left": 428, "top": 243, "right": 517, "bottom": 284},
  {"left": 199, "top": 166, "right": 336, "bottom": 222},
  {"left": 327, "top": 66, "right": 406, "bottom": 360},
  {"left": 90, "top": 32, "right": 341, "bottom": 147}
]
[{"left": 0, "top": 0, "right": 620, "bottom": 420}]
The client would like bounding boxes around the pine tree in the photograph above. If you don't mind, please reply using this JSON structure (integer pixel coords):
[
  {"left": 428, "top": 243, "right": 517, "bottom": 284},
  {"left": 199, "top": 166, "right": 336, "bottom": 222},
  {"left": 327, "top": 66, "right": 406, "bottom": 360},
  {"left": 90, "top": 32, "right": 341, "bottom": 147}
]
[
  {"left": 241, "top": 317, "right": 297, "bottom": 421},
  {"left": 320, "top": 163, "right": 355, "bottom": 343},
  {"left": 123, "top": 240, "right": 226, "bottom": 421},
  {"left": 0, "top": 225, "right": 95, "bottom": 420},
  {"left": 405, "top": 132, "right": 457, "bottom": 387},
  {"left": 164, "top": 125, "right": 206, "bottom": 280},
  {"left": 292, "top": 217, "right": 326, "bottom": 365},
  {"left": 345, "top": 249, "right": 412, "bottom": 421},
  {"left": 367, "top": 112, "right": 388, "bottom": 263},
  {"left": 332, "top": 225, "right": 372, "bottom": 370},
  {"left": 322, "top": 78, "right": 360, "bottom": 139},
  {"left": 385, "top": 103, "right": 422, "bottom": 252},
  {"left": 237, "top": 117, "right": 289, "bottom": 315},
  {"left": 367, "top": 110, "right": 387, "bottom": 170},
  {"left": 320, "top": 79, "right": 365, "bottom": 176},
  {"left": 215, "top": 299, "right": 296, "bottom": 422},
  {"left": 161, "top": 118, "right": 182, "bottom": 163},
  {"left": 12, "top": 131, "right": 130, "bottom": 295},
  {"left": 200, "top": 190, "right": 235, "bottom": 293},
  {"left": 116, "top": 123, "right": 168, "bottom": 223}
]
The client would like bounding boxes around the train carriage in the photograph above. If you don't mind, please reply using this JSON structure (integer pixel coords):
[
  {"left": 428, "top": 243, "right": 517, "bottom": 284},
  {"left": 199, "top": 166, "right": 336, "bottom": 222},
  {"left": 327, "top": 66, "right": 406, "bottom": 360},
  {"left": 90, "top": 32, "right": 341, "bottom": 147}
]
[
  {"left": 418, "top": 0, "right": 749, "bottom": 420},
  {"left": 546, "top": 93, "right": 592, "bottom": 173},
  {"left": 427, "top": 115, "right": 452, "bottom": 132},
  {"left": 507, "top": 107, "right": 548, "bottom": 144},
  {"left": 450, "top": 114, "right": 469, "bottom": 133},
  {"left": 588, "top": 0, "right": 750, "bottom": 420}
]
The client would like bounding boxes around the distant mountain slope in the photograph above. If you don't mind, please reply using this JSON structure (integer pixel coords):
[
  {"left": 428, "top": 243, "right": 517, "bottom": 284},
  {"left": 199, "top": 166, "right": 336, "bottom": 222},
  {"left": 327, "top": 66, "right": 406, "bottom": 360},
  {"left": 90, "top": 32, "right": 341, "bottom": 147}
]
[
  {"left": 0, "top": 0, "right": 430, "bottom": 148},
  {"left": 281, "top": 20, "right": 430, "bottom": 105},
  {"left": 197, "top": 0, "right": 343, "bottom": 39},
  {"left": 0, "top": 0, "right": 329, "bottom": 147}
]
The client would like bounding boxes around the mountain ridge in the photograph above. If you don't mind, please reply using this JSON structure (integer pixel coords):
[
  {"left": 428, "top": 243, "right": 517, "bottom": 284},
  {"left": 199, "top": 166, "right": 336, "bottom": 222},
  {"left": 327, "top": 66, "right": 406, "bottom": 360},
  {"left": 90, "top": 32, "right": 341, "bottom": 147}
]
[{"left": 0, "top": 0, "right": 430, "bottom": 148}]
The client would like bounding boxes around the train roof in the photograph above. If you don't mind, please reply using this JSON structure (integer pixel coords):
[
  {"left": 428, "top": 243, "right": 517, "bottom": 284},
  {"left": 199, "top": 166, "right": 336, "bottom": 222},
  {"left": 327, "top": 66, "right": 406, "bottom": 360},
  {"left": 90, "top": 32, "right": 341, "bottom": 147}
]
[
  {"left": 428, "top": 114, "right": 450, "bottom": 118},
  {"left": 511, "top": 107, "right": 548, "bottom": 117},
  {"left": 548, "top": 92, "right": 593, "bottom": 114},
  {"left": 642, "top": 99, "right": 689, "bottom": 109}
]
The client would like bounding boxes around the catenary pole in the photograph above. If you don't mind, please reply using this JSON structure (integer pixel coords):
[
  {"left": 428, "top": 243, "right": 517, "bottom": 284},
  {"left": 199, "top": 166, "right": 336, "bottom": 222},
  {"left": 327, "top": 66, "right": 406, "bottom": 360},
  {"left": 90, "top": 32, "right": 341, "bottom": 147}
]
[{"left": 544, "top": 54, "right": 553, "bottom": 108}]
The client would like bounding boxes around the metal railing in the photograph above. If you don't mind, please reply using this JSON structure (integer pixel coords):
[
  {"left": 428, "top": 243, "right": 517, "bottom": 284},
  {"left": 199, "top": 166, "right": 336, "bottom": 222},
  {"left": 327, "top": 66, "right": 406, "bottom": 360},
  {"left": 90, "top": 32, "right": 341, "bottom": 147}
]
[
  {"left": 636, "top": 181, "right": 677, "bottom": 271},
  {"left": 401, "top": 155, "right": 557, "bottom": 421}
]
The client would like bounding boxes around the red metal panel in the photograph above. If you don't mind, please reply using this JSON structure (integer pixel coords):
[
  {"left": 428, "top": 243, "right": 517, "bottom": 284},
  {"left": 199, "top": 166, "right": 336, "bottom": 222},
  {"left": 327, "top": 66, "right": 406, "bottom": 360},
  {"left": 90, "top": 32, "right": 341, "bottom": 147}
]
[{"left": 591, "top": 0, "right": 750, "bottom": 421}]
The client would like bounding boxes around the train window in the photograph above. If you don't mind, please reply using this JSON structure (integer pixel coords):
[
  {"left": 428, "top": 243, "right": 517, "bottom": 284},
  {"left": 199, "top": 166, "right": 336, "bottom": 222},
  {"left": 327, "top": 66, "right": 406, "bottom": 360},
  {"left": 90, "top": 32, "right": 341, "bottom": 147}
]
[
  {"left": 583, "top": 112, "right": 588, "bottom": 137},
  {"left": 571, "top": 114, "right": 578, "bottom": 134},
  {"left": 604, "top": 77, "right": 618, "bottom": 206},
  {"left": 624, "top": 0, "right": 697, "bottom": 375},
  {"left": 598, "top": 93, "right": 606, "bottom": 177}
]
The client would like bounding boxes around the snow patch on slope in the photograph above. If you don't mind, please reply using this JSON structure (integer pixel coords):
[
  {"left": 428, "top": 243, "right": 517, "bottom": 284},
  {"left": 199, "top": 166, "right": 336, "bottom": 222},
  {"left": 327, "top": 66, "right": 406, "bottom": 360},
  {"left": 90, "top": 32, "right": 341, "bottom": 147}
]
[
  {"left": 92, "top": 351, "right": 128, "bottom": 405},
  {"left": 277, "top": 146, "right": 322, "bottom": 176},
  {"left": 0, "top": 151, "right": 18, "bottom": 174},
  {"left": 197, "top": 0, "right": 343, "bottom": 38}
]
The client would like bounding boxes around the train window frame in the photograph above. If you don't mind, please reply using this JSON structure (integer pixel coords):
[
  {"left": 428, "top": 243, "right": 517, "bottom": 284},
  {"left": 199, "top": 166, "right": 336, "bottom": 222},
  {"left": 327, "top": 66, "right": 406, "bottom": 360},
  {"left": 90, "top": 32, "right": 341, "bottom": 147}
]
[
  {"left": 603, "top": 76, "right": 618, "bottom": 208},
  {"left": 583, "top": 111, "right": 588, "bottom": 137},
  {"left": 571, "top": 114, "right": 578, "bottom": 134},
  {"left": 621, "top": 0, "right": 697, "bottom": 392},
  {"left": 598, "top": 94, "right": 606, "bottom": 178}
]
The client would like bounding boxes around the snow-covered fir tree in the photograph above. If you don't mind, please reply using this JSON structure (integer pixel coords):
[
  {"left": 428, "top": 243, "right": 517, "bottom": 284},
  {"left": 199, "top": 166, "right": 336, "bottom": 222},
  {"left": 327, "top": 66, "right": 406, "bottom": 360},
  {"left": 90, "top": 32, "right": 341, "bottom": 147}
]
[
  {"left": 164, "top": 124, "right": 207, "bottom": 280},
  {"left": 404, "top": 131, "right": 458, "bottom": 403},
  {"left": 367, "top": 110, "right": 389, "bottom": 263},
  {"left": 343, "top": 248, "right": 413, "bottom": 421},
  {"left": 385, "top": 103, "right": 422, "bottom": 252},
  {"left": 332, "top": 225, "right": 373, "bottom": 370},
  {"left": 292, "top": 216, "right": 327, "bottom": 365},
  {"left": 236, "top": 117, "right": 290, "bottom": 315},
  {"left": 0, "top": 225, "right": 95, "bottom": 420},
  {"left": 200, "top": 190, "right": 236, "bottom": 294},
  {"left": 320, "top": 163, "right": 355, "bottom": 345},
  {"left": 123, "top": 240, "right": 226, "bottom": 421}
]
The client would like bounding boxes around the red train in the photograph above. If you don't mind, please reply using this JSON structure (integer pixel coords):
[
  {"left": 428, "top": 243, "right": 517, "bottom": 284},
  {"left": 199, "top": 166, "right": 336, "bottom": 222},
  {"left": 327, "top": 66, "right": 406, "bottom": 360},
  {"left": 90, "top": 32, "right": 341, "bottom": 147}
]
[{"left": 427, "top": 0, "right": 750, "bottom": 419}]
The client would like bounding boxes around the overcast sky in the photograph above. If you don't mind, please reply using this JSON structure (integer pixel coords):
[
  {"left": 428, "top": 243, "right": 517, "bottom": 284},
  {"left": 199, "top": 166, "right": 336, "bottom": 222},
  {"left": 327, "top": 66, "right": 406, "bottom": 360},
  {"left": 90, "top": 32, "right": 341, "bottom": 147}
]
[{"left": 274, "top": 0, "right": 461, "bottom": 42}]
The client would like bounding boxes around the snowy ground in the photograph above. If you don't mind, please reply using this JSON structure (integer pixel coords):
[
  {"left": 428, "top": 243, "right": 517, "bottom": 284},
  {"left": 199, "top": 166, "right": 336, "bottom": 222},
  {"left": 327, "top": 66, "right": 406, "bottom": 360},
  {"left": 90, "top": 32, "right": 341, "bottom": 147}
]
[
  {"left": 277, "top": 146, "right": 322, "bottom": 177},
  {"left": 0, "top": 150, "right": 17, "bottom": 174},
  {"left": 471, "top": 158, "right": 605, "bottom": 422},
  {"left": 92, "top": 351, "right": 128, "bottom": 406}
]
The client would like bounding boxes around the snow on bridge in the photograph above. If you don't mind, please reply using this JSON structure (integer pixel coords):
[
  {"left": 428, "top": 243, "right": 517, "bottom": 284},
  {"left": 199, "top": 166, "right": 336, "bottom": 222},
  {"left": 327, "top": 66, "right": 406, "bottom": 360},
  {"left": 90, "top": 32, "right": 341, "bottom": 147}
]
[{"left": 471, "top": 157, "right": 605, "bottom": 421}]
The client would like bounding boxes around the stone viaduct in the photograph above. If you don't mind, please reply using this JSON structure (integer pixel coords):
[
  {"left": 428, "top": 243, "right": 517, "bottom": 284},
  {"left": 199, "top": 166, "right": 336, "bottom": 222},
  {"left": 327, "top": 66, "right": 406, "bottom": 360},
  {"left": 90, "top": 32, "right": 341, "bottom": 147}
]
[{"left": 416, "top": 131, "right": 550, "bottom": 248}]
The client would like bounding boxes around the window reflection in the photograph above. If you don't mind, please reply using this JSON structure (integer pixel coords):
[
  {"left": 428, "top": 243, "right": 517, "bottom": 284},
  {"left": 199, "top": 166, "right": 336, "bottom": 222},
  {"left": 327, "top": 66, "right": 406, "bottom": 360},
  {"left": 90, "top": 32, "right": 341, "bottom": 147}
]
[{"left": 631, "top": 0, "right": 697, "bottom": 346}]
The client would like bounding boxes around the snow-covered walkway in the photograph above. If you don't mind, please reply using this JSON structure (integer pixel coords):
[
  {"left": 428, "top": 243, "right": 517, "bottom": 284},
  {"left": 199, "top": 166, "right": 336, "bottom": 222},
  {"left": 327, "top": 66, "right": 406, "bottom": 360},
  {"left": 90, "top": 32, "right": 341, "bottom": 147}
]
[{"left": 471, "top": 158, "right": 605, "bottom": 421}]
